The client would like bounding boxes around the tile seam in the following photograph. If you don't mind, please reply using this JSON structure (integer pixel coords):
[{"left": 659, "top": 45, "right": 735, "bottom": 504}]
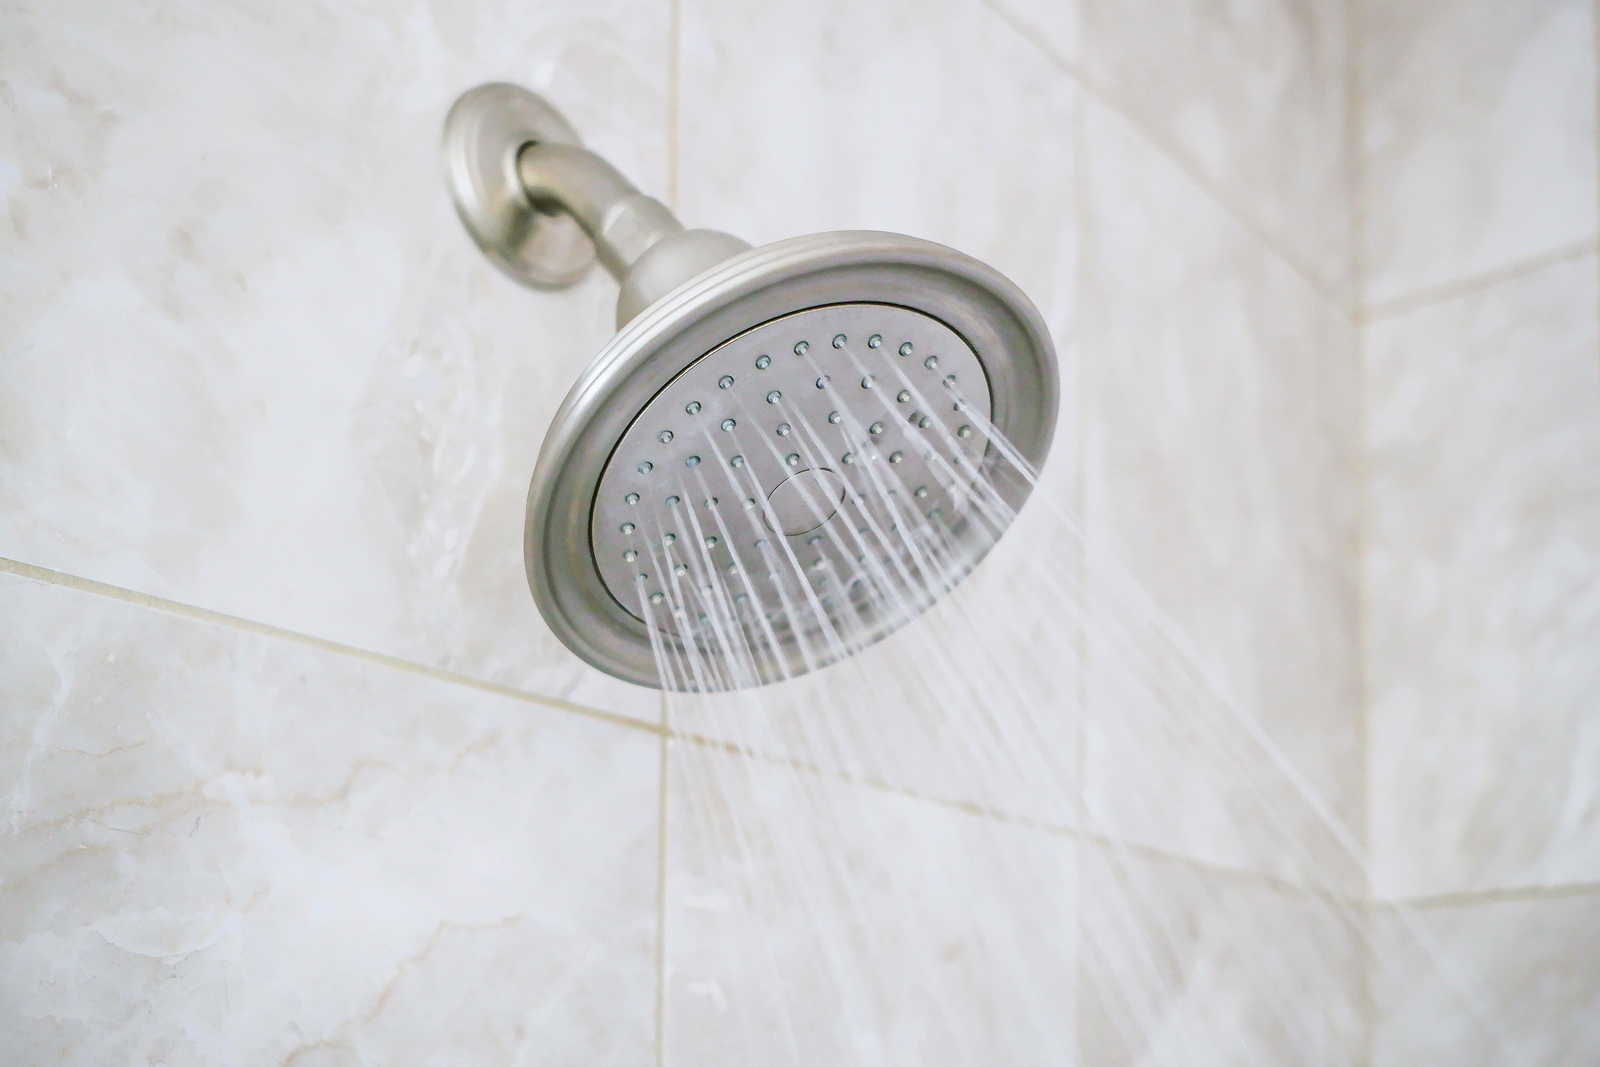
[
  {"left": 671, "top": 727, "right": 1363, "bottom": 908},
  {"left": 1347, "top": 0, "right": 1377, "bottom": 1060},
  {"left": 666, "top": 0, "right": 681, "bottom": 213},
  {"left": 0, "top": 556, "right": 663, "bottom": 738},
  {"left": 653, "top": 720, "right": 670, "bottom": 1067},
  {"left": 978, "top": 0, "right": 1354, "bottom": 316},
  {"left": 1364, "top": 236, "right": 1600, "bottom": 321}
]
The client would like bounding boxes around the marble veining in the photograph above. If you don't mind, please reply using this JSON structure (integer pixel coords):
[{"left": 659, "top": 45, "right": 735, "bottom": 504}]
[
  {"left": 0, "top": 572, "right": 659, "bottom": 1065},
  {"left": 0, "top": 0, "right": 672, "bottom": 723}
]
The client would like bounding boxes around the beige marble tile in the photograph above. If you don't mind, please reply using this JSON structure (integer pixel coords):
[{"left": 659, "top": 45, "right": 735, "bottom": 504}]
[
  {"left": 1364, "top": 256, "right": 1600, "bottom": 900},
  {"left": 1371, "top": 893, "right": 1600, "bottom": 1067},
  {"left": 0, "top": 571, "right": 659, "bottom": 1066},
  {"left": 1079, "top": 0, "right": 1352, "bottom": 297},
  {"left": 663, "top": 739, "right": 1076, "bottom": 1065},
  {"left": 678, "top": 0, "right": 1078, "bottom": 347},
  {"left": 1078, "top": 843, "right": 1365, "bottom": 1066},
  {"left": 0, "top": 0, "right": 671, "bottom": 722},
  {"left": 987, "top": 0, "right": 1079, "bottom": 67},
  {"left": 1079, "top": 99, "right": 1363, "bottom": 891},
  {"left": 1360, "top": 0, "right": 1599, "bottom": 307}
]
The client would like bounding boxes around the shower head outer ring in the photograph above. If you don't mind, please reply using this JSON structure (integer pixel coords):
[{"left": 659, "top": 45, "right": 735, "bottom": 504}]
[
  {"left": 442, "top": 82, "right": 598, "bottom": 288},
  {"left": 527, "top": 230, "right": 1058, "bottom": 689}
]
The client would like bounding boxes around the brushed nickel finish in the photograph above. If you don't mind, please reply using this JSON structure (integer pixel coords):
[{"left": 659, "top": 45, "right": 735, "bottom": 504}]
[{"left": 441, "top": 84, "right": 1058, "bottom": 689}]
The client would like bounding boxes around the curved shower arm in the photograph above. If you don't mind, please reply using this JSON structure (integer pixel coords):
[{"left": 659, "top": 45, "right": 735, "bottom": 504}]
[
  {"left": 516, "top": 142, "right": 684, "bottom": 281},
  {"left": 516, "top": 139, "right": 751, "bottom": 327}
]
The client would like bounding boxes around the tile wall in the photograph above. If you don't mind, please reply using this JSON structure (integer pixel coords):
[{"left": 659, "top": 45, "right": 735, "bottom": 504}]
[
  {"left": 1357, "top": 0, "right": 1600, "bottom": 1061},
  {"left": 1, "top": 0, "right": 1593, "bottom": 1062}
]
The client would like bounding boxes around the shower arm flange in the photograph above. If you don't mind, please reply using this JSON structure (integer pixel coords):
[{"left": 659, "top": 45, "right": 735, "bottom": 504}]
[{"left": 442, "top": 83, "right": 748, "bottom": 328}]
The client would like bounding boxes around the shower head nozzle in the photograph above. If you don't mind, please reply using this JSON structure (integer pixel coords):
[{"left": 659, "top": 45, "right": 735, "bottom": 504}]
[{"left": 443, "top": 84, "right": 1058, "bottom": 690}]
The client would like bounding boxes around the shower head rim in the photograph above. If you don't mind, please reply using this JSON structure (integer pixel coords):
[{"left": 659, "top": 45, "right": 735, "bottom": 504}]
[{"left": 526, "top": 229, "right": 1058, "bottom": 689}]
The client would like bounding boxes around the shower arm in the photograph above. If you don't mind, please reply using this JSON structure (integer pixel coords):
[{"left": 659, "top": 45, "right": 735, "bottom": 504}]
[
  {"left": 516, "top": 141, "right": 750, "bottom": 327},
  {"left": 516, "top": 142, "right": 679, "bottom": 280}
]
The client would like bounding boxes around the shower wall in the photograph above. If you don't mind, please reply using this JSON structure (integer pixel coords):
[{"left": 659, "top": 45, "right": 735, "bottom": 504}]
[
  {"left": 1356, "top": 0, "right": 1600, "bottom": 1062},
  {"left": 4, "top": 0, "right": 1583, "bottom": 1063}
]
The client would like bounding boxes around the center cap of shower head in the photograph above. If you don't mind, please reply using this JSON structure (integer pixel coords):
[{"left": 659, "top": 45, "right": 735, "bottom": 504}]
[
  {"left": 590, "top": 303, "right": 993, "bottom": 647},
  {"left": 765, "top": 469, "right": 847, "bottom": 536}
]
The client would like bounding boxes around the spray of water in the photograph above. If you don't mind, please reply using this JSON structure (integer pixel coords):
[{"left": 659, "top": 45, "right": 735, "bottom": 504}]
[{"left": 641, "top": 337, "right": 1521, "bottom": 1064}]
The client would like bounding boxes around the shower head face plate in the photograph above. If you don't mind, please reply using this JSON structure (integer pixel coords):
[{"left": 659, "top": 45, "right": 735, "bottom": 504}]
[
  {"left": 591, "top": 304, "right": 993, "bottom": 646},
  {"left": 526, "top": 231, "right": 1058, "bottom": 689}
]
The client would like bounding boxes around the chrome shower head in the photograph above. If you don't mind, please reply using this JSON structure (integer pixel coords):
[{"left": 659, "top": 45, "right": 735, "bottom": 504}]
[{"left": 443, "top": 83, "right": 1057, "bottom": 690}]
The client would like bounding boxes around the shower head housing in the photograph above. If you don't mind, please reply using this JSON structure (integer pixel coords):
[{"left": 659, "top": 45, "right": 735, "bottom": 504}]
[{"left": 443, "top": 83, "right": 1058, "bottom": 690}]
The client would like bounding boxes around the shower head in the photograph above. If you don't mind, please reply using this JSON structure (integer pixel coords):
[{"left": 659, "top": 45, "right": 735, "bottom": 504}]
[{"left": 443, "top": 83, "right": 1057, "bottom": 690}]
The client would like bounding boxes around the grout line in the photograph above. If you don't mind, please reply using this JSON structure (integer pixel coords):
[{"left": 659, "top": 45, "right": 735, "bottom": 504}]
[
  {"left": 666, "top": 0, "right": 681, "bottom": 213},
  {"left": 1363, "top": 236, "right": 1600, "bottom": 322},
  {"left": 1070, "top": 71, "right": 1092, "bottom": 1057},
  {"left": 0, "top": 556, "right": 663, "bottom": 738},
  {"left": 978, "top": 0, "right": 1353, "bottom": 316},
  {"left": 1345, "top": 0, "right": 1377, "bottom": 1060},
  {"left": 1378, "top": 880, "right": 1600, "bottom": 912},
  {"left": 671, "top": 726, "right": 1364, "bottom": 909},
  {"left": 653, "top": 708, "right": 671, "bottom": 1067}
]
